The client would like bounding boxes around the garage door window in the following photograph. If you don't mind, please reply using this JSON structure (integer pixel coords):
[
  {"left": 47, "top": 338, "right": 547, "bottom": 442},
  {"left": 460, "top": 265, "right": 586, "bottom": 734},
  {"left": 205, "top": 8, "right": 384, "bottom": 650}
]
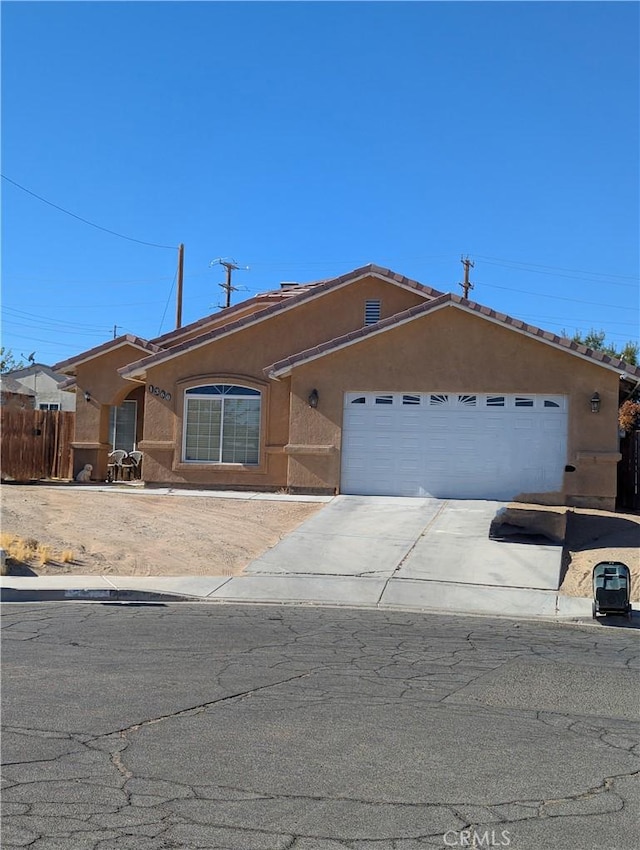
[
  {"left": 430, "top": 394, "right": 449, "bottom": 406},
  {"left": 458, "top": 394, "right": 477, "bottom": 407},
  {"left": 184, "top": 384, "right": 260, "bottom": 464}
]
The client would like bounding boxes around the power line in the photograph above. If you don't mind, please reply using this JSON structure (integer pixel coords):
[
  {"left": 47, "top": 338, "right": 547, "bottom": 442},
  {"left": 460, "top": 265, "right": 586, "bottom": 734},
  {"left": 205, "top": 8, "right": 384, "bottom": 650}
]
[
  {"left": 473, "top": 254, "right": 639, "bottom": 286},
  {"left": 475, "top": 280, "right": 634, "bottom": 310},
  {"left": 157, "top": 268, "right": 179, "bottom": 336},
  {"left": 2, "top": 319, "right": 118, "bottom": 337},
  {"left": 1, "top": 174, "right": 177, "bottom": 250},
  {"left": 2, "top": 306, "right": 111, "bottom": 330},
  {"left": 2, "top": 332, "right": 108, "bottom": 350}
]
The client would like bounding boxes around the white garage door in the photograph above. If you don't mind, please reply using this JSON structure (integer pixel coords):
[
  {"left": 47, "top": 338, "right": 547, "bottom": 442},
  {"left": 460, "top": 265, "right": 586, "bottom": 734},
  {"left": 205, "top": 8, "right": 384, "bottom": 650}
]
[{"left": 340, "top": 392, "right": 568, "bottom": 500}]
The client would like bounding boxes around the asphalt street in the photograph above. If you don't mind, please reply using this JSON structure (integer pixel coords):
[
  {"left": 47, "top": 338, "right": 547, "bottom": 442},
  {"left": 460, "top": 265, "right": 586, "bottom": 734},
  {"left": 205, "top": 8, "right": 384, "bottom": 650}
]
[{"left": 1, "top": 603, "right": 639, "bottom": 850}]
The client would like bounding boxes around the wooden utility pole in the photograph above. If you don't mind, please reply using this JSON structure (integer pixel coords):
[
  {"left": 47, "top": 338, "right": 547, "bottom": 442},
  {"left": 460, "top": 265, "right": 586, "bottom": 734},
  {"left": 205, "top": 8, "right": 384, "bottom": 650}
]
[
  {"left": 175, "top": 243, "right": 185, "bottom": 329},
  {"left": 459, "top": 255, "right": 475, "bottom": 299}
]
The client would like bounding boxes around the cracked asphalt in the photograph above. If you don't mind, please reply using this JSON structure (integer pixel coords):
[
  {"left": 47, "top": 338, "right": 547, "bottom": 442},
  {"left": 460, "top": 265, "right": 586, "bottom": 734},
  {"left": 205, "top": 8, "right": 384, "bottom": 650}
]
[{"left": 1, "top": 603, "right": 638, "bottom": 850}]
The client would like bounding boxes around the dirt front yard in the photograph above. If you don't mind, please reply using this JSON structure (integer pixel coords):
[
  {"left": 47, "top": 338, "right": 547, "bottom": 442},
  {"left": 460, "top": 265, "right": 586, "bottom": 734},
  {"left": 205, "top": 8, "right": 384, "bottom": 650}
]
[
  {"left": 1, "top": 484, "right": 638, "bottom": 600},
  {"left": 0, "top": 484, "right": 322, "bottom": 577}
]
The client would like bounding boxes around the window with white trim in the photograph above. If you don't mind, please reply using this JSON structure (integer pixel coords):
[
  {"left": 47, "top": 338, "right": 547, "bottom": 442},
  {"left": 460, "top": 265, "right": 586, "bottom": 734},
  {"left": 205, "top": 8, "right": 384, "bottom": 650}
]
[
  {"left": 184, "top": 384, "right": 260, "bottom": 464},
  {"left": 365, "top": 299, "right": 381, "bottom": 325},
  {"left": 109, "top": 401, "right": 137, "bottom": 452},
  {"left": 39, "top": 403, "right": 60, "bottom": 411}
]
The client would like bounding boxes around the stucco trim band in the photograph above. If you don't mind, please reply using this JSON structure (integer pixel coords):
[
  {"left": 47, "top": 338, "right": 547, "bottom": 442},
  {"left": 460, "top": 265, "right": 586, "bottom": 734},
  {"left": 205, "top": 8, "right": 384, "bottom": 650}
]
[
  {"left": 575, "top": 451, "right": 622, "bottom": 462},
  {"left": 285, "top": 444, "right": 337, "bottom": 455}
]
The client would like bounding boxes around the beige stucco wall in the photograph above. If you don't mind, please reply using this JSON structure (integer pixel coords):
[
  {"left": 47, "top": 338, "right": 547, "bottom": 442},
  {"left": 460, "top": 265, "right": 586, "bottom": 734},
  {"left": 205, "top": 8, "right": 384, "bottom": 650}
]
[
  {"left": 68, "top": 282, "right": 623, "bottom": 506},
  {"left": 285, "top": 307, "right": 621, "bottom": 508},
  {"left": 70, "top": 344, "right": 150, "bottom": 479},
  {"left": 137, "top": 276, "right": 426, "bottom": 487}
]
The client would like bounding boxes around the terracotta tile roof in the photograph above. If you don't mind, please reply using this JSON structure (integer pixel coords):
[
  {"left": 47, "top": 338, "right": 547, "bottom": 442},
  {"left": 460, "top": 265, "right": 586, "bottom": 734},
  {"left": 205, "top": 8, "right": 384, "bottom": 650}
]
[
  {"left": 57, "top": 376, "right": 77, "bottom": 392},
  {"left": 150, "top": 285, "right": 322, "bottom": 347},
  {"left": 119, "top": 264, "right": 444, "bottom": 379},
  {"left": 265, "top": 292, "right": 640, "bottom": 380},
  {"left": 53, "top": 335, "right": 162, "bottom": 374}
]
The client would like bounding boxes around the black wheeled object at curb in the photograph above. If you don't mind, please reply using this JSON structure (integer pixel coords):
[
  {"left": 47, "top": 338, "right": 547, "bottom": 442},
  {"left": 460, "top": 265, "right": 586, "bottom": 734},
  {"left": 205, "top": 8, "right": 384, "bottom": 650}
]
[{"left": 591, "top": 561, "right": 632, "bottom": 620}]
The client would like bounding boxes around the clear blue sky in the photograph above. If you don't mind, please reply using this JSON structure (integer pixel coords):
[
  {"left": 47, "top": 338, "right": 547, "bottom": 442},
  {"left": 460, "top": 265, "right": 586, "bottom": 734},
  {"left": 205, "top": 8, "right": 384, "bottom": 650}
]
[{"left": 2, "top": 0, "right": 638, "bottom": 367}]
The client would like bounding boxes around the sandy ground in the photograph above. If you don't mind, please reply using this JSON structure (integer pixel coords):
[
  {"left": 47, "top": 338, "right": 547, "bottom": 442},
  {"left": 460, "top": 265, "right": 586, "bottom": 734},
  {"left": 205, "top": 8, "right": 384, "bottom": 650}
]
[
  {"left": 559, "top": 507, "right": 639, "bottom": 601},
  {"left": 1, "top": 484, "right": 638, "bottom": 600},
  {"left": 0, "top": 485, "right": 322, "bottom": 577}
]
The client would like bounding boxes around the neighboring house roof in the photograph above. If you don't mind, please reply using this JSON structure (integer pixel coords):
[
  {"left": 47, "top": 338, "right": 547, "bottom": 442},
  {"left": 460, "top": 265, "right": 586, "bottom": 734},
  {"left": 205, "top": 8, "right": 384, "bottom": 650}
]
[
  {"left": 265, "top": 293, "right": 640, "bottom": 382},
  {"left": 6, "top": 363, "right": 67, "bottom": 382},
  {"left": 0, "top": 375, "right": 36, "bottom": 396},
  {"left": 120, "top": 264, "right": 444, "bottom": 380},
  {"left": 53, "top": 335, "right": 163, "bottom": 374}
]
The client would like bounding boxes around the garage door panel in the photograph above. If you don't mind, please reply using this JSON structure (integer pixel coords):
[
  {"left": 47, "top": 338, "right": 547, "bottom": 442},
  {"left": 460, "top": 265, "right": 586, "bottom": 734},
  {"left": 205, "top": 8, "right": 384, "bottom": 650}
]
[{"left": 341, "top": 392, "right": 568, "bottom": 499}]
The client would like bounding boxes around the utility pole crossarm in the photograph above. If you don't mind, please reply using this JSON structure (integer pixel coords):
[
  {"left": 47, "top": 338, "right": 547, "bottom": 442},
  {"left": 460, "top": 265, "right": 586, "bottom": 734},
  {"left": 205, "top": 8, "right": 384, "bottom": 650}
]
[
  {"left": 459, "top": 255, "right": 475, "bottom": 299},
  {"left": 210, "top": 257, "right": 249, "bottom": 309}
]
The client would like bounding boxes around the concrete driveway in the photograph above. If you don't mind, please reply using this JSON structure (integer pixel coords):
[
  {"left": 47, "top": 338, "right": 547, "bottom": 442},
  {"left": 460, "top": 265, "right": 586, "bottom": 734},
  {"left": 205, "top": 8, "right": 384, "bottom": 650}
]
[{"left": 244, "top": 495, "right": 564, "bottom": 616}]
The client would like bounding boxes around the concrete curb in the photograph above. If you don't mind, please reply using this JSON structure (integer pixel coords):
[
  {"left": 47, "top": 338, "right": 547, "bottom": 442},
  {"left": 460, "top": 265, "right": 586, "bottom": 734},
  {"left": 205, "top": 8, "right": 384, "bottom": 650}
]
[{"left": 2, "top": 575, "right": 638, "bottom": 627}]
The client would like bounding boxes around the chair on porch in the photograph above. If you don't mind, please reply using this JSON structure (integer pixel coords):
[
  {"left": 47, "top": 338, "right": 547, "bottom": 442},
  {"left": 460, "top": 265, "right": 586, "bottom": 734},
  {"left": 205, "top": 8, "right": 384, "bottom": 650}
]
[
  {"left": 124, "top": 450, "right": 143, "bottom": 480},
  {"left": 107, "top": 450, "right": 127, "bottom": 482}
]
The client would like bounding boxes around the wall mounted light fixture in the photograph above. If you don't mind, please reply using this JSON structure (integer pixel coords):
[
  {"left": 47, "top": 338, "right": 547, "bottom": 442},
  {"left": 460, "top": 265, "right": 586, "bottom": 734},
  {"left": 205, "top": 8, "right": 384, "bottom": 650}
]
[
  {"left": 590, "top": 392, "right": 601, "bottom": 413},
  {"left": 84, "top": 390, "right": 91, "bottom": 403},
  {"left": 308, "top": 388, "right": 319, "bottom": 409}
]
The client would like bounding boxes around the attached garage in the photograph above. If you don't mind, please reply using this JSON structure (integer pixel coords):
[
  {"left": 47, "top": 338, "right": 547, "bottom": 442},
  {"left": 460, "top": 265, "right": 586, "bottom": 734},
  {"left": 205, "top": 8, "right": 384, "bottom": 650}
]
[{"left": 340, "top": 391, "right": 568, "bottom": 500}]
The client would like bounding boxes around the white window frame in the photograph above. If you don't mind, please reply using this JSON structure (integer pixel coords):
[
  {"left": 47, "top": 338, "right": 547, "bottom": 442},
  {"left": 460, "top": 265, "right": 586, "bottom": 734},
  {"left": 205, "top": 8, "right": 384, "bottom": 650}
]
[
  {"left": 109, "top": 400, "right": 138, "bottom": 452},
  {"left": 182, "top": 384, "right": 261, "bottom": 465}
]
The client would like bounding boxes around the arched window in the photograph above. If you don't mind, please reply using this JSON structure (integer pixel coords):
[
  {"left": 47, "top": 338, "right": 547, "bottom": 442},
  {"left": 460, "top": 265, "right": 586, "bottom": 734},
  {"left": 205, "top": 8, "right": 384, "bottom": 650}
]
[{"left": 184, "top": 384, "right": 261, "bottom": 464}]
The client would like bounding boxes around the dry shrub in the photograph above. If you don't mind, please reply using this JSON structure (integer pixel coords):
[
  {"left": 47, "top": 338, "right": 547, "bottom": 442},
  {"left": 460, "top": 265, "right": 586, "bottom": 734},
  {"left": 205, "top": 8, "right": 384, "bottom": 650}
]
[
  {"left": 2, "top": 534, "right": 38, "bottom": 563},
  {"left": 36, "top": 545, "right": 54, "bottom": 566},
  {"left": 0, "top": 532, "right": 75, "bottom": 567},
  {"left": 0, "top": 532, "right": 17, "bottom": 551}
]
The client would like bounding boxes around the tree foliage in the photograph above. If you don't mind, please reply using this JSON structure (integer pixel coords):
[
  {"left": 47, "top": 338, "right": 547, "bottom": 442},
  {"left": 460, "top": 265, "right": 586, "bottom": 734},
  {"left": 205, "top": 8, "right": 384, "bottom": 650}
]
[
  {"left": 567, "top": 329, "right": 638, "bottom": 366},
  {"left": 0, "top": 348, "right": 25, "bottom": 374},
  {"left": 619, "top": 400, "right": 640, "bottom": 433}
]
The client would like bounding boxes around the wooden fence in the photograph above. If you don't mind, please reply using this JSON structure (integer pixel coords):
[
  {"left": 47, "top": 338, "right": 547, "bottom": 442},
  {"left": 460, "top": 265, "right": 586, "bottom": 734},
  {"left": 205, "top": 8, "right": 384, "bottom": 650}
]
[
  {"left": 1, "top": 409, "right": 74, "bottom": 481},
  {"left": 617, "top": 430, "right": 640, "bottom": 512}
]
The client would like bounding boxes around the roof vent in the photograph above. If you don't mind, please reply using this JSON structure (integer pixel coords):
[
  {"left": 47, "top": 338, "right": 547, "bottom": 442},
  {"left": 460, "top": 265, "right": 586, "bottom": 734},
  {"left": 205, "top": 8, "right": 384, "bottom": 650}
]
[{"left": 280, "top": 282, "right": 300, "bottom": 290}]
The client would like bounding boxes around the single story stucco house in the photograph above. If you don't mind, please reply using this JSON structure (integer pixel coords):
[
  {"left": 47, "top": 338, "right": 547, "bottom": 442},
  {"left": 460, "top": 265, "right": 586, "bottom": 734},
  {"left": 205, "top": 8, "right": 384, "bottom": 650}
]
[{"left": 54, "top": 264, "right": 640, "bottom": 510}]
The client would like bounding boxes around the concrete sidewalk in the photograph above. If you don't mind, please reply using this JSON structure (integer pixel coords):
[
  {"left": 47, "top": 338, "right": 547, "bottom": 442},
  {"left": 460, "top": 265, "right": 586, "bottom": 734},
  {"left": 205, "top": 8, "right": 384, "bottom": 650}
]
[
  {"left": 2, "top": 572, "right": 634, "bottom": 625},
  {"left": 1, "top": 490, "right": 635, "bottom": 624}
]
